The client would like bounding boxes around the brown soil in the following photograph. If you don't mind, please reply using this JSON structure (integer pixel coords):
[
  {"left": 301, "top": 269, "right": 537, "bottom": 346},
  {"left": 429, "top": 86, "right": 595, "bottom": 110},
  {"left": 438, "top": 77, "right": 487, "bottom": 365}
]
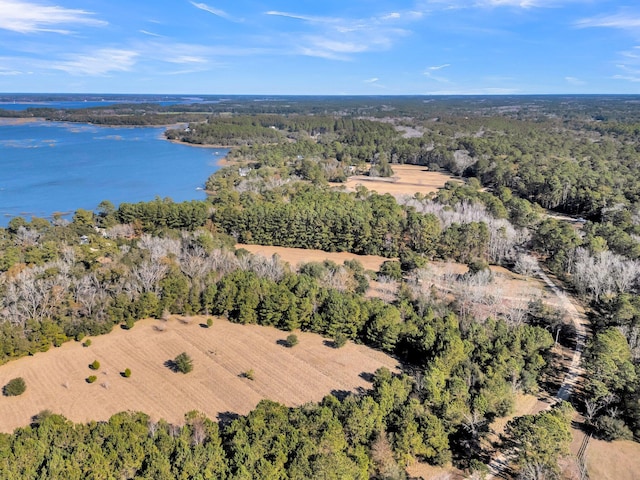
[
  {"left": 332, "top": 164, "right": 460, "bottom": 197},
  {"left": 0, "top": 317, "right": 399, "bottom": 433}
]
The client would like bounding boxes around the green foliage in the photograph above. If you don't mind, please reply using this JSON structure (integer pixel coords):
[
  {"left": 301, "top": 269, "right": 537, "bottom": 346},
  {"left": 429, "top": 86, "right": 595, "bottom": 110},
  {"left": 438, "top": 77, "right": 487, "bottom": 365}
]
[
  {"left": 3, "top": 377, "right": 26, "bottom": 396},
  {"left": 117, "top": 198, "right": 208, "bottom": 233},
  {"left": 583, "top": 328, "right": 636, "bottom": 401},
  {"left": 90, "top": 360, "right": 100, "bottom": 370},
  {"left": 379, "top": 260, "right": 402, "bottom": 281},
  {"left": 333, "top": 332, "right": 348, "bottom": 348},
  {"left": 285, "top": 334, "right": 298, "bottom": 347},
  {"left": 206, "top": 317, "right": 213, "bottom": 328},
  {"left": 505, "top": 402, "right": 574, "bottom": 471},
  {"left": 596, "top": 415, "right": 634, "bottom": 441},
  {"left": 123, "top": 368, "right": 132, "bottom": 378},
  {"left": 83, "top": 339, "right": 92, "bottom": 347},
  {"left": 86, "top": 375, "right": 97, "bottom": 384},
  {"left": 243, "top": 369, "right": 255, "bottom": 380},
  {"left": 174, "top": 352, "right": 193, "bottom": 374}
]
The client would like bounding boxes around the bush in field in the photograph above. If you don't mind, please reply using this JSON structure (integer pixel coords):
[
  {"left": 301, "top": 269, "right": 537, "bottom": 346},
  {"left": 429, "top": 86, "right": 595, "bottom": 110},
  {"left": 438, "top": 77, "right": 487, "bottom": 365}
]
[
  {"left": 90, "top": 360, "right": 100, "bottom": 370},
  {"left": 175, "top": 352, "right": 193, "bottom": 374},
  {"left": 243, "top": 369, "right": 255, "bottom": 380},
  {"left": 86, "top": 376, "right": 97, "bottom": 384},
  {"left": 596, "top": 416, "right": 633, "bottom": 441},
  {"left": 3, "top": 377, "right": 26, "bottom": 396},
  {"left": 123, "top": 368, "right": 131, "bottom": 378},
  {"left": 207, "top": 318, "right": 213, "bottom": 328},
  {"left": 333, "top": 332, "right": 347, "bottom": 348},
  {"left": 285, "top": 334, "right": 298, "bottom": 347},
  {"left": 83, "top": 339, "right": 92, "bottom": 347}
]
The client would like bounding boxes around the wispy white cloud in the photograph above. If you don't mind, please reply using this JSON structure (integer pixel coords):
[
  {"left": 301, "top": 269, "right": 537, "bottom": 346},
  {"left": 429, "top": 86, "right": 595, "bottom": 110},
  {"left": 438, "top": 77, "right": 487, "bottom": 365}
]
[
  {"left": 0, "top": 0, "right": 106, "bottom": 34},
  {"left": 423, "top": 72, "right": 450, "bottom": 83},
  {"left": 0, "top": 69, "right": 22, "bottom": 76},
  {"left": 424, "top": 65, "right": 452, "bottom": 83},
  {"left": 576, "top": 11, "right": 640, "bottom": 29},
  {"left": 426, "top": 87, "right": 520, "bottom": 94},
  {"left": 168, "top": 55, "right": 208, "bottom": 64},
  {"left": 364, "top": 77, "right": 379, "bottom": 83},
  {"left": 52, "top": 49, "right": 138, "bottom": 76},
  {"left": 420, "top": 0, "right": 589, "bottom": 11},
  {"left": 140, "top": 29, "right": 162, "bottom": 37},
  {"left": 265, "top": 10, "right": 413, "bottom": 60},
  {"left": 613, "top": 74, "right": 640, "bottom": 82},
  {"left": 190, "top": 2, "right": 242, "bottom": 22},
  {"left": 565, "top": 76, "right": 585, "bottom": 85}
]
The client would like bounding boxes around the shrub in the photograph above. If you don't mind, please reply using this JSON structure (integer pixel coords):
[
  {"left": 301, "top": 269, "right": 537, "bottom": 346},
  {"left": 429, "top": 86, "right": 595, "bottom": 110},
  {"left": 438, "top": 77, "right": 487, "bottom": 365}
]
[
  {"left": 378, "top": 260, "right": 402, "bottom": 281},
  {"left": 596, "top": 415, "right": 634, "bottom": 441},
  {"left": 243, "top": 369, "right": 255, "bottom": 380},
  {"left": 3, "top": 377, "right": 26, "bottom": 396},
  {"left": 207, "top": 317, "right": 213, "bottom": 328},
  {"left": 175, "top": 352, "right": 193, "bottom": 374},
  {"left": 285, "top": 334, "right": 299, "bottom": 347},
  {"left": 123, "top": 368, "right": 131, "bottom": 378},
  {"left": 124, "top": 318, "right": 135, "bottom": 330},
  {"left": 333, "top": 332, "right": 347, "bottom": 348},
  {"left": 75, "top": 332, "right": 85, "bottom": 342},
  {"left": 90, "top": 360, "right": 100, "bottom": 370},
  {"left": 86, "top": 375, "right": 97, "bottom": 384},
  {"left": 83, "top": 339, "right": 92, "bottom": 347}
]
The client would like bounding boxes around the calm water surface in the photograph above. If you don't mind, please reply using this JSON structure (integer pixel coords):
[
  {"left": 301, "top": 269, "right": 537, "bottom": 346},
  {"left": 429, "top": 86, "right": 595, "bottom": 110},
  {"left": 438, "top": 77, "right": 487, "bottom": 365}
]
[
  {"left": 0, "top": 101, "right": 180, "bottom": 111},
  {"left": 0, "top": 121, "right": 225, "bottom": 225}
]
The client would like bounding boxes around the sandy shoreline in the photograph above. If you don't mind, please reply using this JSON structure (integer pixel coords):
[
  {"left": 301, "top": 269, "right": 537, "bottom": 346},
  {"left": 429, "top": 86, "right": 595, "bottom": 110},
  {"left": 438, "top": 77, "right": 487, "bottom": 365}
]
[{"left": 0, "top": 117, "right": 46, "bottom": 125}]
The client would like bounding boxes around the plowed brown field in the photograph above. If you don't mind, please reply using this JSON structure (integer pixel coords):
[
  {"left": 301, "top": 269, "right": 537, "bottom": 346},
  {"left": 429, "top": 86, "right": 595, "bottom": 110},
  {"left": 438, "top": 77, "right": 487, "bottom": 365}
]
[{"left": 0, "top": 317, "right": 399, "bottom": 433}]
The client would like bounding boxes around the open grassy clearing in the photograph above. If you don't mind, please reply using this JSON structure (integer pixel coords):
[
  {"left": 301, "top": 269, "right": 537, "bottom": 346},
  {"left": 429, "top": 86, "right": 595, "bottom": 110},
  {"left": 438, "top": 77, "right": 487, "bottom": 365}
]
[
  {"left": 236, "top": 243, "right": 390, "bottom": 272},
  {"left": 0, "top": 316, "right": 399, "bottom": 433},
  {"left": 332, "top": 164, "right": 460, "bottom": 197},
  {"left": 585, "top": 438, "right": 640, "bottom": 480}
]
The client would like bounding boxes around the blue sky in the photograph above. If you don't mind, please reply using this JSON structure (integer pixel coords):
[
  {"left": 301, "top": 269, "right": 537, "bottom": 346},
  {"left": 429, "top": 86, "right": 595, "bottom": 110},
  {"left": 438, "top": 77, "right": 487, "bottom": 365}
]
[{"left": 0, "top": 0, "right": 639, "bottom": 94}]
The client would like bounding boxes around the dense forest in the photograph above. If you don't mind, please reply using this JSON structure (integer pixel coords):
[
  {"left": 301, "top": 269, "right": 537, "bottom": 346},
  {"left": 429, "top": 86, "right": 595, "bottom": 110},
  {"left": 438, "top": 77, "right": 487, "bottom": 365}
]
[{"left": 2, "top": 96, "right": 640, "bottom": 478}]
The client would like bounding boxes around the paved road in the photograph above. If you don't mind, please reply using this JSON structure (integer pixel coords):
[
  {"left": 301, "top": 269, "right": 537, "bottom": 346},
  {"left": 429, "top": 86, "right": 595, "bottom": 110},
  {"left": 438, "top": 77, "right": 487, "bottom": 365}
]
[{"left": 486, "top": 266, "right": 587, "bottom": 479}]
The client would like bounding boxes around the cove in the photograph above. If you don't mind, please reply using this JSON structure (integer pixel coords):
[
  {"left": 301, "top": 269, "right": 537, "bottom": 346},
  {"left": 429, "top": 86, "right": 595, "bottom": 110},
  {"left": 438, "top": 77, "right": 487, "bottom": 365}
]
[{"left": 0, "top": 121, "right": 226, "bottom": 226}]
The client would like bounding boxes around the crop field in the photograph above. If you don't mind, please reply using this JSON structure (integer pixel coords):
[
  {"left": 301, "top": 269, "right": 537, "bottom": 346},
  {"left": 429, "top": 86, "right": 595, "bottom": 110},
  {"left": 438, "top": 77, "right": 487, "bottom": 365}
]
[{"left": 0, "top": 317, "right": 399, "bottom": 433}]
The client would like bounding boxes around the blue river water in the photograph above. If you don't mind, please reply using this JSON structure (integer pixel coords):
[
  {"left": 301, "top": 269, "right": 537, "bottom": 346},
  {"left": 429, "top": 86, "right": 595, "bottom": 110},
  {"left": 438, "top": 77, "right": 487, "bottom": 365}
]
[{"left": 0, "top": 121, "right": 226, "bottom": 226}]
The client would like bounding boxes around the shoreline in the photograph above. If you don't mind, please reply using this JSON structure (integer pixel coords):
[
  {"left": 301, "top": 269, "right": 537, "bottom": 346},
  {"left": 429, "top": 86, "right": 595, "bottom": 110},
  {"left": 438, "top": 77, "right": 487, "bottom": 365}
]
[
  {"left": 164, "top": 137, "right": 239, "bottom": 167},
  {"left": 0, "top": 116, "right": 240, "bottom": 169}
]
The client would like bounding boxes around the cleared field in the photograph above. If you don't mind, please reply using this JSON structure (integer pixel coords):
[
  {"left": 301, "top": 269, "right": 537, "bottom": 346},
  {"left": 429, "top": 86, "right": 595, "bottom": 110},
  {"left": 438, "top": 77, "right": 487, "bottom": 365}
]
[
  {"left": 0, "top": 317, "right": 399, "bottom": 433},
  {"left": 586, "top": 438, "right": 640, "bottom": 480},
  {"left": 236, "top": 243, "right": 390, "bottom": 271},
  {"left": 333, "top": 164, "right": 459, "bottom": 197}
]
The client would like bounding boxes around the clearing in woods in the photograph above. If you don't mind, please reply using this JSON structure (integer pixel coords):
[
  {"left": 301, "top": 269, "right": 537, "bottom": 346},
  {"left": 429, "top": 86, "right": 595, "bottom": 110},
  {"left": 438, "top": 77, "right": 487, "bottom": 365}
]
[
  {"left": 333, "top": 164, "right": 460, "bottom": 197},
  {"left": 584, "top": 438, "right": 640, "bottom": 480},
  {"left": 0, "top": 317, "right": 399, "bottom": 433},
  {"left": 235, "top": 243, "right": 390, "bottom": 272}
]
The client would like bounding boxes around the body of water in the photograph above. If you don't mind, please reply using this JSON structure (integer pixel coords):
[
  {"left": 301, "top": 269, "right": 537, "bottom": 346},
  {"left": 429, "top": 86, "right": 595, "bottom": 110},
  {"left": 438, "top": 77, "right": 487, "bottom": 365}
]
[
  {"left": 0, "top": 101, "right": 180, "bottom": 111},
  {"left": 0, "top": 121, "right": 226, "bottom": 225}
]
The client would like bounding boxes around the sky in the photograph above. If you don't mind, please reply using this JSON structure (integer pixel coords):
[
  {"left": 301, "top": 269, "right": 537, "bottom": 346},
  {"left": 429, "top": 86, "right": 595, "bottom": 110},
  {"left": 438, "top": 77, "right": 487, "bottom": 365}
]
[{"left": 0, "top": 0, "right": 640, "bottom": 95}]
